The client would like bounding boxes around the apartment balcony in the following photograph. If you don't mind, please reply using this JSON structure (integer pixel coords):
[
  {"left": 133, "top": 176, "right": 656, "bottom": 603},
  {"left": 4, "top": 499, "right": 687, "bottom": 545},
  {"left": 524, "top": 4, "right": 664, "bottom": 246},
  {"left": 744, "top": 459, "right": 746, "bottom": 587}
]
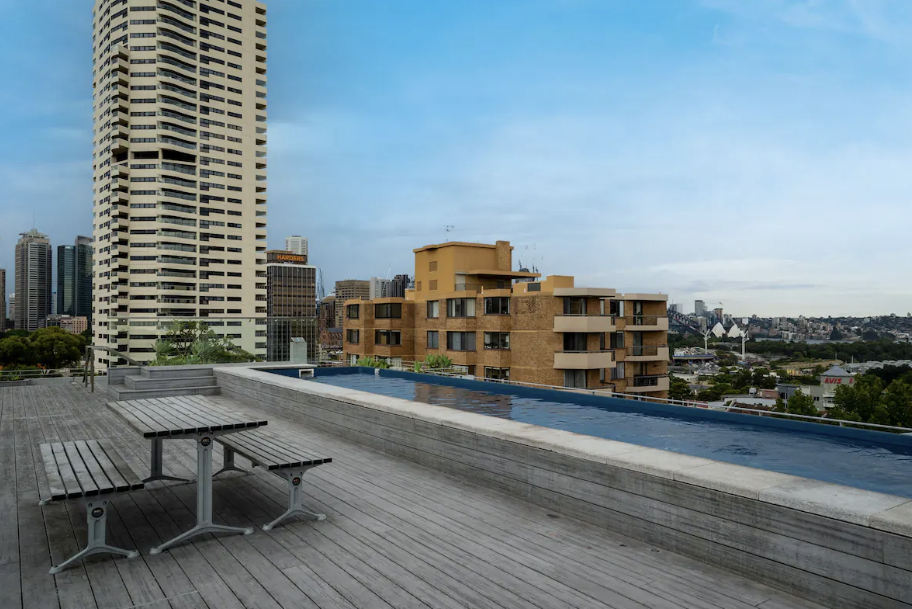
[
  {"left": 553, "top": 314, "right": 617, "bottom": 333},
  {"left": 625, "top": 315, "right": 669, "bottom": 332},
  {"left": 553, "top": 350, "right": 615, "bottom": 370},
  {"left": 626, "top": 374, "right": 670, "bottom": 393},
  {"left": 625, "top": 345, "right": 670, "bottom": 362}
]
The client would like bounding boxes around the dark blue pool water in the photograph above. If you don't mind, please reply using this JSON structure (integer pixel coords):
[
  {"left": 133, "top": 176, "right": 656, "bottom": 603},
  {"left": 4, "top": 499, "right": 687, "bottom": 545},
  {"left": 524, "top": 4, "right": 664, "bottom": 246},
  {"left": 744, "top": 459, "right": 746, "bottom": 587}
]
[{"left": 295, "top": 368, "right": 912, "bottom": 497}]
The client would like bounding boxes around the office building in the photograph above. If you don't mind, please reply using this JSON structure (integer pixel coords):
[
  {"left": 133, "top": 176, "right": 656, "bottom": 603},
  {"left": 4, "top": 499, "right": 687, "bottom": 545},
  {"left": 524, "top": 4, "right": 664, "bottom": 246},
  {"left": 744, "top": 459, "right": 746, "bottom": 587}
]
[
  {"left": 14, "top": 230, "right": 53, "bottom": 332},
  {"left": 284, "top": 235, "right": 308, "bottom": 262},
  {"left": 57, "top": 236, "right": 93, "bottom": 321},
  {"left": 0, "top": 268, "right": 6, "bottom": 332},
  {"left": 90, "top": 0, "right": 269, "bottom": 366},
  {"left": 343, "top": 241, "right": 669, "bottom": 398},
  {"left": 333, "top": 279, "right": 369, "bottom": 328},
  {"left": 390, "top": 274, "right": 410, "bottom": 298},
  {"left": 8, "top": 294, "right": 15, "bottom": 329},
  {"left": 319, "top": 295, "right": 336, "bottom": 329},
  {"left": 695, "top": 300, "right": 706, "bottom": 316},
  {"left": 369, "top": 277, "right": 392, "bottom": 300},
  {"left": 265, "top": 250, "right": 317, "bottom": 362},
  {"left": 47, "top": 315, "right": 90, "bottom": 335}
]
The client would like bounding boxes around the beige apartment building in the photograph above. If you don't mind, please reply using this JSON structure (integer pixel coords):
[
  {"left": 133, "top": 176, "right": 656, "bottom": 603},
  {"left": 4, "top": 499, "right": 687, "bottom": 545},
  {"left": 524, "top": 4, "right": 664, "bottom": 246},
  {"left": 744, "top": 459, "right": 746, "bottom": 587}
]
[
  {"left": 343, "top": 241, "right": 670, "bottom": 398},
  {"left": 91, "top": 0, "right": 268, "bottom": 366}
]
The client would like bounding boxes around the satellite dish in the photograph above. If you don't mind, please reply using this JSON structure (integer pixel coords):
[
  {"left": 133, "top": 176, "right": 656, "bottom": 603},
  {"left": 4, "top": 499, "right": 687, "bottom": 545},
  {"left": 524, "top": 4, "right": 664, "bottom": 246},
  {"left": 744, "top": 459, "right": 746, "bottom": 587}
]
[{"left": 711, "top": 323, "right": 726, "bottom": 338}]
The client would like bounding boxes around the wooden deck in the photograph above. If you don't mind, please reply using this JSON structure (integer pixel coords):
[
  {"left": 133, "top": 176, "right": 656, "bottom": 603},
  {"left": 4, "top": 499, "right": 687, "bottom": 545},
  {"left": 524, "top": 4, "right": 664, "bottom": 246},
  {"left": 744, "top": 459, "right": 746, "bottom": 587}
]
[{"left": 0, "top": 383, "right": 827, "bottom": 609}]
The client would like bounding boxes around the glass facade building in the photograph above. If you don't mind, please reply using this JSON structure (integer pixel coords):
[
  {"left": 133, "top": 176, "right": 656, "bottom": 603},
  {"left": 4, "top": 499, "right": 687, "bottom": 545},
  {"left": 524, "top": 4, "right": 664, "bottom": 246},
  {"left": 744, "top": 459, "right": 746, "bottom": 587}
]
[{"left": 266, "top": 251, "right": 317, "bottom": 362}]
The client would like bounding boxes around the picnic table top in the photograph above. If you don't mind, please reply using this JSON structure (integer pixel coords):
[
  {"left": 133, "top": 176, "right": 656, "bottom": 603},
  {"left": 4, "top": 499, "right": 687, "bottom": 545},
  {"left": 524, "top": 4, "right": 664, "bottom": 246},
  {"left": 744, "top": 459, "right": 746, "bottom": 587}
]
[{"left": 106, "top": 395, "right": 267, "bottom": 438}]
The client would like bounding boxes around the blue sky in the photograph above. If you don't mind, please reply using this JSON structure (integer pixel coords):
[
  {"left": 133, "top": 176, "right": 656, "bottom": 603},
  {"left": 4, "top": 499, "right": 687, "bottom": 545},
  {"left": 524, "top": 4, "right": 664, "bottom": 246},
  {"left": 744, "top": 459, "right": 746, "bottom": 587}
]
[{"left": 1, "top": 0, "right": 911, "bottom": 316}]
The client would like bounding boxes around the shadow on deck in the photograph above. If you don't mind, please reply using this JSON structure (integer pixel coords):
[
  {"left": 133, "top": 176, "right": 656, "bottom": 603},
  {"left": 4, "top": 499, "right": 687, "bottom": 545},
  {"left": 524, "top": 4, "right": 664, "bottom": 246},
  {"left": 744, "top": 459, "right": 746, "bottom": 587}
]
[{"left": 0, "top": 383, "right": 825, "bottom": 609}]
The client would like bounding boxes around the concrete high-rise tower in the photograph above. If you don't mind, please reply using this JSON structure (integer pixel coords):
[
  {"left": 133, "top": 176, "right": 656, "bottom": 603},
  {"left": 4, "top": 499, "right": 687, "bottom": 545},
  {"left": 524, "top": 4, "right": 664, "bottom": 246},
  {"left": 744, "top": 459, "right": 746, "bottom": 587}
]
[
  {"left": 285, "top": 235, "right": 308, "bottom": 262},
  {"left": 91, "top": 0, "right": 269, "bottom": 365},
  {"left": 0, "top": 268, "right": 6, "bottom": 332},
  {"left": 15, "top": 230, "right": 53, "bottom": 332}
]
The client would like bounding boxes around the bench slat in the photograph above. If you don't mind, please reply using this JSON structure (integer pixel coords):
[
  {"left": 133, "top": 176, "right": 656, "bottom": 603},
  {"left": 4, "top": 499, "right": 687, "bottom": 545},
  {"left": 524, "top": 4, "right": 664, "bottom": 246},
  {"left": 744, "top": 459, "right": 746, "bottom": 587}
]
[
  {"left": 107, "top": 400, "right": 164, "bottom": 438},
  {"left": 50, "top": 443, "right": 83, "bottom": 499},
  {"left": 96, "top": 440, "right": 145, "bottom": 491},
  {"left": 132, "top": 399, "right": 197, "bottom": 435},
  {"left": 225, "top": 431, "right": 308, "bottom": 467},
  {"left": 39, "top": 441, "right": 144, "bottom": 502},
  {"left": 75, "top": 440, "right": 115, "bottom": 494},
  {"left": 217, "top": 429, "right": 331, "bottom": 471},
  {"left": 162, "top": 396, "right": 243, "bottom": 432},
  {"left": 40, "top": 444, "right": 68, "bottom": 501},
  {"left": 179, "top": 395, "right": 268, "bottom": 429},
  {"left": 63, "top": 442, "right": 99, "bottom": 496}
]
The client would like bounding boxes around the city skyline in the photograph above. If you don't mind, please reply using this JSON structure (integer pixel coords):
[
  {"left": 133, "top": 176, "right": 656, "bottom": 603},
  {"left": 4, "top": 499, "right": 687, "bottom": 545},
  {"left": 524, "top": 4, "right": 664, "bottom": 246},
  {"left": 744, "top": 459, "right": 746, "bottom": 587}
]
[{"left": 3, "top": 1, "right": 912, "bottom": 317}]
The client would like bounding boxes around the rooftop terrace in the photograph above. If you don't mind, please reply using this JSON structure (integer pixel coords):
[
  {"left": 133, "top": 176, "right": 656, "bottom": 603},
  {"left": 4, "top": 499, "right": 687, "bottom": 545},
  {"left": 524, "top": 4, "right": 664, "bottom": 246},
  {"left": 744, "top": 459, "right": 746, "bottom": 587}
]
[{"left": 0, "top": 382, "right": 828, "bottom": 609}]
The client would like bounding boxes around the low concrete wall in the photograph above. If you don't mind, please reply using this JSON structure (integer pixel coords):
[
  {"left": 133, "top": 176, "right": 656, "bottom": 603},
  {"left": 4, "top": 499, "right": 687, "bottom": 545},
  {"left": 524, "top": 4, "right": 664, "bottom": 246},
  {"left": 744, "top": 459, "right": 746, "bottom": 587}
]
[{"left": 216, "top": 367, "right": 912, "bottom": 609}]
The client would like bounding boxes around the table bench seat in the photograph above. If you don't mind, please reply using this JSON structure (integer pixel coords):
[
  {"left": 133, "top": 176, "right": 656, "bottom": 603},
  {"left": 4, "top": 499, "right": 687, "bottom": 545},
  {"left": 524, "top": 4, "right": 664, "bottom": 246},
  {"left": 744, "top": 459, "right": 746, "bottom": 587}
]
[
  {"left": 38, "top": 440, "right": 144, "bottom": 574},
  {"left": 215, "top": 428, "right": 332, "bottom": 530}
]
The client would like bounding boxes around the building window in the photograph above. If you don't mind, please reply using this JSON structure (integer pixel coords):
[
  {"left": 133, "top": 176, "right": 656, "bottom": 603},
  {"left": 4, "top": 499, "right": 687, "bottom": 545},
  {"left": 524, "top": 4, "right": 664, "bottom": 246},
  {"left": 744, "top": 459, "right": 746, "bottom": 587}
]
[
  {"left": 446, "top": 331, "right": 475, "bottom": 351},
  {"left": 611, "top": 362, "right": 625, "bottom": 380},
  {"left": 485, "top": 367, "right": 510, "bottom": 381},
  {"left": 563, "top": 333, "right": 587, "bottom": 351},
  {"left": 564, "top": 370, "right": 586, "bottom": 388},
  {"left": 609, "top": 299, "right": 624, "bottom": 317},
  {"left": 346, "top": 304, "right": 359, "bottom": 319},
  {"left": 427, "top": 330, "right": 439, "bottom": 349},
  {"left": 426, "top": 300, "right": 439, "bottom": 318},
  {"left": 416, "top": 281, "right": 421, "bottom": 292},
  {"left": 429, "top": 260, "right": 437, "bottom": 271},
  {"left": 374, "top": 303, "right": 402, "bottom": 319},
  {"left": 610, "top": 331, "right": 625, "bottom": 349},
  {"left": 446, "top": 298, "right": 475, "bottom": 318},
  {"left": 346, "top": 329, "right": 359, "bottom": 344},
  {"left": 484, "top": 297, "right": 510, "bottom": 315},
  {"left": 429, "top": 279, "right": 438, "bottom": 291},
  {"left": 563, "top": 297, "right": 586, "bottom": 315},
  {"left": 375, "top": 330, "right": 401, "bottom": 346},
  {"left": 483, "top": 332, "right": 510, "bottom": 350}
]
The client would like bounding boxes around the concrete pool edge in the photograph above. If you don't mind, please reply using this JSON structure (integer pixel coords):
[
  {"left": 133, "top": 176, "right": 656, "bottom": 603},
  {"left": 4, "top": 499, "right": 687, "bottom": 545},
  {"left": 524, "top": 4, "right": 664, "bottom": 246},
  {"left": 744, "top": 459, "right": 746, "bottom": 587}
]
[
  {"left": 214, "top": 366, "right": 912, "bottom": 609},
  {"left": 230, "top": 366, "right": 912, "bottom": 532}
]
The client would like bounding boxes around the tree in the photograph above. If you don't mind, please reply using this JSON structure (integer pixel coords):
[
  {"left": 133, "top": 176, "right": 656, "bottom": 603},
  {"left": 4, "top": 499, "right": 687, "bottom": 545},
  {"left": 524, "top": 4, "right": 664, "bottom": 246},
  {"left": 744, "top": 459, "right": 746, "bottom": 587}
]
[
  {"left": 830, "top": 375, "right": 884, "bottom": 422},
  {"left": 30, "top": 327, "right": 85, "bottom": 369},
  {"left": 0, "top": 336, "right": 36, "bottom": 367},
  {"left": 829, "top": 327, "right": 844, "bottom": 341},
  {"left": 668, "top": 375, "right": 693, "bottom": 402},
  {"left": 880, "top": 379, "right": 912, "bottom": 428},
  {"left": 861, "top": 329, "right": 880, "bottom": 341},
  {"left": 785, "top": 390, "right": 818, "bottom": 416}
]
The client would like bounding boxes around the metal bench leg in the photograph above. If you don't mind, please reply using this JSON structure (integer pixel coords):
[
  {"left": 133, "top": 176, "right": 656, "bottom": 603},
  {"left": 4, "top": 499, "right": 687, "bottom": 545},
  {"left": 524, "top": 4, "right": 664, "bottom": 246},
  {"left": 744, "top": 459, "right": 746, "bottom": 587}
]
[
  {"left": 263, "top": 469, "right": 326, "bottom": 531},
  {"left": 49, "top": 500, "right": 139, "bottom": 575},
  {"left": 214, "top": 446, "right": 248, "bottom": 477},
  {"left": 150, "top": 435, "right": 253, "bottom": 555},
  {"left": 145, "top": 438, "right": 191, "bottom": 484}
]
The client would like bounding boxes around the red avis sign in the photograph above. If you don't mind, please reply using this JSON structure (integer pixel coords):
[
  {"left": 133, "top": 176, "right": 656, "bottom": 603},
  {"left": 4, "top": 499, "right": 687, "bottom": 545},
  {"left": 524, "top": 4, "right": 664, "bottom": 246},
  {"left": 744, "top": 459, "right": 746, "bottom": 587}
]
[{"left": 823, "top": 377, "right": 854, "bottom": 385}]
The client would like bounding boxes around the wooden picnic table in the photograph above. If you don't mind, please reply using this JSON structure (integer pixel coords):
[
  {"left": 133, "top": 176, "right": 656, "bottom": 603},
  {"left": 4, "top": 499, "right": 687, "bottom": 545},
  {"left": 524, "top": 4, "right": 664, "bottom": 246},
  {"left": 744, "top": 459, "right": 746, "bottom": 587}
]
[{"left": 106, "top": 396, "right": 267, "bottom": 554}]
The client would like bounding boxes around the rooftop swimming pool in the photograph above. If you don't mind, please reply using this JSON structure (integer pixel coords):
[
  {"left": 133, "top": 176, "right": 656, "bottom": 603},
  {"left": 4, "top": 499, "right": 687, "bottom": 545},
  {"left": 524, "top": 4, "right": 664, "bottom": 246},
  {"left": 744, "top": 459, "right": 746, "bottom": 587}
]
[{"left": 278, "top": 368, "right": 912, "bottom": 498}]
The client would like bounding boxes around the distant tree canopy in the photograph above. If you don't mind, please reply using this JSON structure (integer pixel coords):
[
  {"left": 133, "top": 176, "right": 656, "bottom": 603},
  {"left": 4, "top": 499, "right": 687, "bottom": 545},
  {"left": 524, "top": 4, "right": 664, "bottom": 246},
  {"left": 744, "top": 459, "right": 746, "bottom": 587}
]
[
  {"left": 0, "top": 327, "right": 86, "bottom": 370},
  {"left": 830, "top": 373, "right": 912, "bottom": 428}
]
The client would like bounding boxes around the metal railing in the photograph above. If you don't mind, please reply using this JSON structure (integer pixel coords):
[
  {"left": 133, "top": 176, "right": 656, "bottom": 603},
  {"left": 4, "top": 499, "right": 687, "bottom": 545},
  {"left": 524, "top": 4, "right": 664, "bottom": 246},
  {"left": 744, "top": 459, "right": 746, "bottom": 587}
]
[
  {"left": 83, "top": 346, "right": 141, "bottom": 393},
  {"left": 628, "top": 315, "right": 662, "bottom": 326},
  {"left": 628, "top": 345, "right": 668, "bottom": 357}
]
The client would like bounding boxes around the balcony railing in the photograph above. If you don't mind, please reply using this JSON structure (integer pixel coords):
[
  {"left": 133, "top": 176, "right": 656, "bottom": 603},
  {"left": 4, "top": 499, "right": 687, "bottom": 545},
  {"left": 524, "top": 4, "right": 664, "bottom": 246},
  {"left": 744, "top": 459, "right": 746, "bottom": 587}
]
[
  {"left": 628, "top": 315, "right": 665, "bottom": 326},
  {"left": 632, "top": 374, "right": 668, "bottom": 388},
  {"left": 628, "top": 345, "right": 668, "bottom": 357}
]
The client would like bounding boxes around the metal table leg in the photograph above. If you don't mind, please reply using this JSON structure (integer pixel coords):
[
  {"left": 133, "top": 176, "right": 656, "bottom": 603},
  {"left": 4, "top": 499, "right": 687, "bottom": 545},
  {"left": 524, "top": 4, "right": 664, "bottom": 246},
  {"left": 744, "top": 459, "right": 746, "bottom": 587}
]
[
  {"left": 144, "top": 438, "right": 191, "bottom": 484},
  {"left": 47, "top": 499, "right": 139, "bottom": 575},
  {"left": 150, "top": 435, "right": 253, "bottom": 555},
  {"left": 214, "top": 446, "right": 248, "bottom": 477},
  {"left": 263, "top": 468, "right": 326, "bottom": 531}
]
